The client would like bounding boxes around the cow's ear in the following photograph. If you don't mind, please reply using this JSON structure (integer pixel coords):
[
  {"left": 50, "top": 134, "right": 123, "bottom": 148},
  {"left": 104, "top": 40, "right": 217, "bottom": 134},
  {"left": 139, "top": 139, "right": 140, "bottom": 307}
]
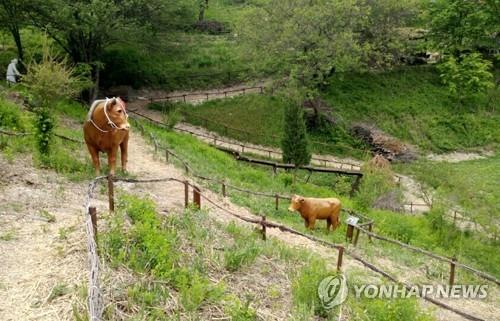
[{"left": 299, "top": 197, "right": 305, "bottom": 203}]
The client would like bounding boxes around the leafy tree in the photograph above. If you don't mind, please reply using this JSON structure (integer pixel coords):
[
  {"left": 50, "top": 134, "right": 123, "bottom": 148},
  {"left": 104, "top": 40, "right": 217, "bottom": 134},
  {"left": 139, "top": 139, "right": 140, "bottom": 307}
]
[
  {"left": 437, "top": 53, "right": 494, "bottom": 101},
  {"left": 240, "top": 0, "right": 419, "bottom": 92},
  {"left": 282, "top": 95, "right": 311, "bottom": 169},
  {"left": 25, "top": 0, "right": 195, "bottom": 99},
  {"left": 0, "top": 0, "right": 29, "bottom": 60},
  {"left": 427, "top": 0, "right": 499, "bottom": 54},
  {"left": 23, "top": 42, "right": 89, "bottom": 157}
]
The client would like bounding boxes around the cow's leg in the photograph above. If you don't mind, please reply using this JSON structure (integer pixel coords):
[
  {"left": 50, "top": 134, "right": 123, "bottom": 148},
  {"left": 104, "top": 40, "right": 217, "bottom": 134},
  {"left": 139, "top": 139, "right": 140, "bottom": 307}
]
[
  {"left": 86, "top": 144, "right": 101, "bottom": 176},
  {"left": 108, "top": 146, "right": 118, "bottom": 176},
  {"left": 303, "top": 218, "right": 309, "bottom": 228},
  {"left": 120, "top": 135, "right": 128, "bottom": 173},
  {"left": 308, "top": 217, "right": 316, "bottom": 230}
]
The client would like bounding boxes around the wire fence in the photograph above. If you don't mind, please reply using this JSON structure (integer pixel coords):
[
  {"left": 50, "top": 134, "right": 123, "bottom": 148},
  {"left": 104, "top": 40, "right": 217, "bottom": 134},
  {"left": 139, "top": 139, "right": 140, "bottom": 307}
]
[
  {"left": 180, "top": 110, "right": 366, "bottom": 156},
  {"left": 84, "top": 169, "right": 494, "bottom": 321},
  {"left": 135, "top": 120, "right": 499, "bottom": 287},
  {"left": 144, "top": 85, "right": 266, "bottom": 104},
  {"left": 1, "top": 125, "right": 496, "bottom": 321}
]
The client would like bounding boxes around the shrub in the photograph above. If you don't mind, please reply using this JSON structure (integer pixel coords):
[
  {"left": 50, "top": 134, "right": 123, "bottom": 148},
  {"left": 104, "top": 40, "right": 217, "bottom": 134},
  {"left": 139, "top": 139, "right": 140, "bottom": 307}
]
[
  {"left": 22, "top": 41, "right": 88, "bottom": 157},
  {"left": 355, "top": 161, "right": 401, "bottom": 210},
  {"left": 438, "top": 53, "right": 494, "bottom": 102}
]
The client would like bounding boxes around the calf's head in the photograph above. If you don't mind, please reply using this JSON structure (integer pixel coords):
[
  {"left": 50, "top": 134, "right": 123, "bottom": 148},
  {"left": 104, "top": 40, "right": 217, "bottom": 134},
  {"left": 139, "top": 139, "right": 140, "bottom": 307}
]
[
  {"left": 106, "top": 98, "right": 130, "bottom": 130},
  {"left": 288, "top": 194, "right": 305, "bottom": 212}
]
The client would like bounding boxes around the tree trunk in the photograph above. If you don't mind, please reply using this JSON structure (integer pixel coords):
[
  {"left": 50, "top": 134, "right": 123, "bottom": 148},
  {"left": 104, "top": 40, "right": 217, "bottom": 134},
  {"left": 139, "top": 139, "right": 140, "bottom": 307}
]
[
  {"left": 91, "top": 66, "right": 100, "bottom": 101},
  {"left": 9, "top": 25, "right": 23, "bottom": 61}
]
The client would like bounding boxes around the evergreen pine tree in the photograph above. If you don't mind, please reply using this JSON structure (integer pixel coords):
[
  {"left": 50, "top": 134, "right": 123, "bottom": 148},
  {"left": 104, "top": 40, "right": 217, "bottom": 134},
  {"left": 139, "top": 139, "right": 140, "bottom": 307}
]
[{"left": 282, "top": 103, "right": 311, "bottom": 167}]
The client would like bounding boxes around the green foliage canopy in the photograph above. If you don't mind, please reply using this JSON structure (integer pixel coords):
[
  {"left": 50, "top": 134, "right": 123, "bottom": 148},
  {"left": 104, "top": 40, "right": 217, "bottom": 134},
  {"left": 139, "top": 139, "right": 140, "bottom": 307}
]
[{"left": 240, "top": 0, "right": 419, "bottom": 90}]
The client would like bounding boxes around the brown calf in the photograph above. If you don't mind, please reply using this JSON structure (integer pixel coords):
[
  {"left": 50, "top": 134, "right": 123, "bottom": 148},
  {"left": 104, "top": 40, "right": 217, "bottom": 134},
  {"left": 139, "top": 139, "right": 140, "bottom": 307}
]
[
  {"left": 83, "top": 97, "right": 130, "bottom": 175},
  {"left": 288, "top": 194, "right": 342, "bottom": 232}
]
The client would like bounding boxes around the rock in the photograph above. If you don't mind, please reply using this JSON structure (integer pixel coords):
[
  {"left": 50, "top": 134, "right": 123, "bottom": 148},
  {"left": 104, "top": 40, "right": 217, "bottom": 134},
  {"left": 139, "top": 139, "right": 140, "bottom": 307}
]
[{"left": 351, "top": 123, "right": 417, "bottom": 162}]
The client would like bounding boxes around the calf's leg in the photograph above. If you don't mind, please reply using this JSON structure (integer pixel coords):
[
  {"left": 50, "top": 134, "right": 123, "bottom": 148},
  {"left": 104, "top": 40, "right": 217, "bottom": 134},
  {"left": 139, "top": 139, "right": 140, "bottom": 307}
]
[
  {"left": 86, "top": 144, "right": 101, "bottom": 176},
  {"left": 120, "top": 138, "right": 128, "bottom": 173},
  {"left": 326, "top": 218, "right": 332, "bottom": 233},
  {"left": 108, "top": 146, "right": 118, "bottom": 176},
  {"left": 308, "top": 217, "right": 316, "bottom": 230}
]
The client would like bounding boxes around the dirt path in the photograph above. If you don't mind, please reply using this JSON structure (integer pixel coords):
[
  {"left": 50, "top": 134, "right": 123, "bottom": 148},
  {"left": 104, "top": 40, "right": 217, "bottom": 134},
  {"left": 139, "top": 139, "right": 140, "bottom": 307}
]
[
  {"left": 134, "top": 80, "right": 268, "bottom": 105},
  {"left": 0, "top": 155, "right": 95, "bottom": 321}
]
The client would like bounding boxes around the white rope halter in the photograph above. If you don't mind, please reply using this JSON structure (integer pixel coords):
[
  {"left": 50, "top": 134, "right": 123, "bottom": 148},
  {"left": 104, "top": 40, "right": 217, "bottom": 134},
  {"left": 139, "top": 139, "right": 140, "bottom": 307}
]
[{"left": 89, "top": 97, "right": 129, "bottom": 133}]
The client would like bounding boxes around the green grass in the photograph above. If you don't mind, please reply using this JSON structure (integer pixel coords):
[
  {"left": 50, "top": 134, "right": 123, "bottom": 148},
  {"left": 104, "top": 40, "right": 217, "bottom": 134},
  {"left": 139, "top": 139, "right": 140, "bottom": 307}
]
[
  {"left": 0, "top": 95, "right": 95, "bottom": 181},
  {"left": 180, "top": 66, "right": 499, "bottom": 155},
  {"left": 101, "top": 194, "right": 436, "bottom": 320},
  {"left": 323, "top": 66, "right": 499, "bottom": 153}
]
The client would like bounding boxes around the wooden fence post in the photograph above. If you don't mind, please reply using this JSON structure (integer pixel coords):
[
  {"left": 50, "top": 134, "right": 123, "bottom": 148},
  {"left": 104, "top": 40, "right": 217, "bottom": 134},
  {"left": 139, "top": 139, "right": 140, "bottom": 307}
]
[
  {"left": 410, "top": 202, "right": 413, "bottom": 214},
  {"left": 449, "top": 257, "right": 457, "bottom": 286},
  {"left": 337, "top": 246, "right": 344, "bottom": 272},
  {"left": 107, "top": 175, "right": 115, "bottom": 213},
  {"left": 193, "top": 186, "right": 201, "bottom": 209},
  {"left": 353, "top": 227, "right": 360, "bottom": 246},
  {"left": 275, "top": 194, "right": 279, "bottom": 211},
  {"left": 222, "top": 181, "right": 226, "bottom": 197},
  {"left": 89, "top": 206, "right": 98, "bottom": 241},
  {"left": 261, "top": 216, "right": 267, "bottom": 241},
  {"left": 453, "top": 211, "right": 457, "bottom": 224},
  {"left": 346, "top": 224, "right": 354, "bottom": 243},
  {"left": 184, "top": 180, "right": 189, "bottom": 208},
  {"left": 183, "top": 94, "right": 186, "bottom": 102},
  {"left": 368, "top": 223, "right": 373, "bottom": 242},
  {"left": 165, "top": 150, "right": 169, "bottom": 163}
]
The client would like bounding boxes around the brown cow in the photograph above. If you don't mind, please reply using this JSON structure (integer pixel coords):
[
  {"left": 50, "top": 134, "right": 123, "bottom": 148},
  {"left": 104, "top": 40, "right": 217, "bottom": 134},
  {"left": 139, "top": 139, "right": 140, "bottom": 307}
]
[
  {"left": 83, "top": 97, "right": 130, "bottom": 175},
  {"left": 288, "top": 194, "right": 341, "bottom": 232}
]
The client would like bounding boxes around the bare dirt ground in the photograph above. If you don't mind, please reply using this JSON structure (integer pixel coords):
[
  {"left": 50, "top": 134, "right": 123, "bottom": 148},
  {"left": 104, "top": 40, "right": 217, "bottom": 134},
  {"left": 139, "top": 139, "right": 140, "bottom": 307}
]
[
  {"left": 426, "top": 151, "right": 494, "bottom": 163},
  {"left": 0, "top": 155, "right": 90, "bottom": 321}
]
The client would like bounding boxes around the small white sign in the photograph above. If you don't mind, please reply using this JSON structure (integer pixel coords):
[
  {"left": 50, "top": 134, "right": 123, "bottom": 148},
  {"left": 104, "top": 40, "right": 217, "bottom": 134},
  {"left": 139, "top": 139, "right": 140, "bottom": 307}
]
[{"left": 346, "top": 216, "right": 359, "bottom": 226}]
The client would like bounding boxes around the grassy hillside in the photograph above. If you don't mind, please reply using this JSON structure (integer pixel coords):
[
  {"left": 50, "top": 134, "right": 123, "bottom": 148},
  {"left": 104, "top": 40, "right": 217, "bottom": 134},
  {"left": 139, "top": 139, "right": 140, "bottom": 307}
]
[
  {"left": 175, "top": 94, "right": 368, "bottom": 158},
  {"left": 138, "top": 119, "right": 500, "bottom": 279},
  {"left": 95, "top": 194, "right": 435, "bottom": 321},
  {"left": 181, "top": 66, "right": 499, "bottom": 155},
  {"left": 323, "top": 67, "right": 499, "bottom": 153}
]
